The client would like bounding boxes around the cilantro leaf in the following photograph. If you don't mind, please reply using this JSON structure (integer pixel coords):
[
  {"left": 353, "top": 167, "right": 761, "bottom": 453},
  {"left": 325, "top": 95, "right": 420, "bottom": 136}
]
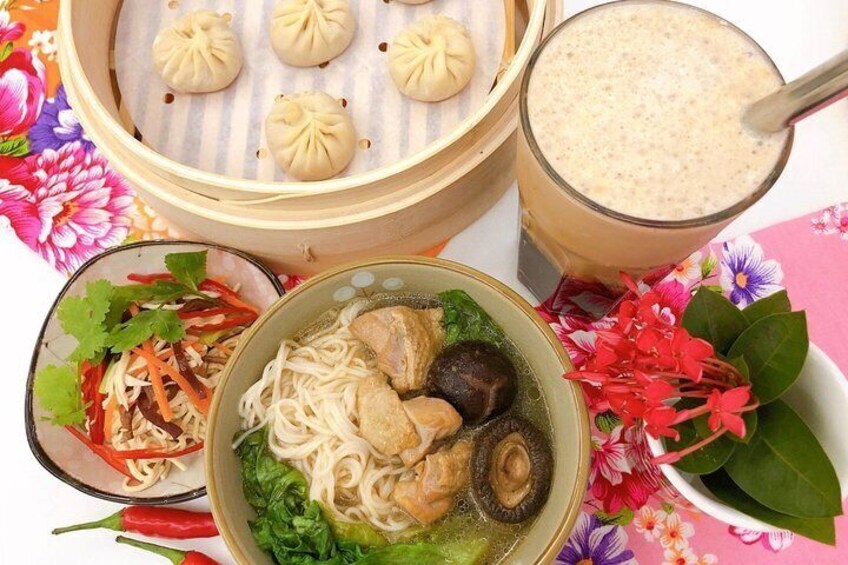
[
  {"left": 34, "top": 364, "right": 87, "bottom": 426},
  {"left": 106, "top": 309, "right": 186, "bottom": 352},
  {"left": 165, "top": 251, "right": 207, "bottom": 291},
  {"left": 57, "top": 280, "right": 114, "bottom": 362}
]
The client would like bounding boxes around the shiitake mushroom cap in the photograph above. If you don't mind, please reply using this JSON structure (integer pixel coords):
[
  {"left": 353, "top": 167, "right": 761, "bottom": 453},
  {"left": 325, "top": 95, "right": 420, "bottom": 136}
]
[
  {"left": 427, "top": 341, "right": 518, "bottom": 425},
  {"left": 471, "top": 415, "right": 553, "bottom": 524}
]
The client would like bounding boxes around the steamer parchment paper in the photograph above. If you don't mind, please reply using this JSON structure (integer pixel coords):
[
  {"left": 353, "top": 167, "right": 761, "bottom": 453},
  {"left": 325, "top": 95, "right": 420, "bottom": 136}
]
[{"left": 115, "top": 0, "right": 506, "bottom": 183}]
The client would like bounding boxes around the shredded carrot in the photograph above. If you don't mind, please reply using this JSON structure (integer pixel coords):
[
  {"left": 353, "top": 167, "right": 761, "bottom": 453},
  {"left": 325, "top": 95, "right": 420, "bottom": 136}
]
[
  {"left": 143, "top": 340, "right": 174, "bottom": 422},
  {"left": 211, "top": 342, "right": 233, "bottom": 356},
  {"left": 128, "top": 303, "right": 140, "bottom": 316},
  {"left": 131, "top": 347, "right": 207, "bottom": 414},
  {"left": 219, "top": 292, "right": 258, "bottom": 314}
]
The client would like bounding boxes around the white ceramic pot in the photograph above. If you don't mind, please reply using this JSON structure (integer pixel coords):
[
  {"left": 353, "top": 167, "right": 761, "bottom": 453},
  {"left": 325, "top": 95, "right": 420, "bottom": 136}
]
[{"left": 646, "top": 344, "right": 848, "bottom": 531}]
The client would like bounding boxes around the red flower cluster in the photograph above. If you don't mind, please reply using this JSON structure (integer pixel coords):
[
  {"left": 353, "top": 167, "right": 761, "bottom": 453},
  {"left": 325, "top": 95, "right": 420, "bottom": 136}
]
[{"left": 566, "top": 278, "right": 758, "bottom": 465}]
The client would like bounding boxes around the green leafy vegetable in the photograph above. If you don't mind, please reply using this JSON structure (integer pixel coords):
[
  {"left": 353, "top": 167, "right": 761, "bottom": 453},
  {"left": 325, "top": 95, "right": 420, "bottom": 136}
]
[
  {"left": 57, "top": 280, "right": 114, "bottom": 362},
  {"left": 681, "top": 288, "right": 748, "bottom": 354},
  {"left": 438, "top": 290, "right": 507, "bottom": 348},
  {"left": 355, "top": 540, "right": 488, "bottom": 565},
  {"left": 106, "top": 309, "right": 185, "bottom": 352},
  {"left": 236, "top": 429, "right": 488, "bottom": 565},
  {"left": 323, "top": 509, "right": 387, "bottom": 548},
  {"left": 165, "top": 251, "right": 207, "bottom": 291},
  {"left": 724, "top": 400, "right": 842, "bottom": 518},
  {"left": 742, "top": 290, "right": 791, "bottom": 324},
  {"left": 33, "top": 364, "right": 87, "bottom": 426},
  {"left": 727, "top": 312, "right": 809, "bottom": 404},
  {"left": 702, "top": 470, "right": 835, "bottom": 545}
]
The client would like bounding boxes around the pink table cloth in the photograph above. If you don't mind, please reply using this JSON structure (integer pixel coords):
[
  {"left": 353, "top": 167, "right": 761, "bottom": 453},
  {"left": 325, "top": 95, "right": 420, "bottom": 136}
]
[{"left": 2, "top": 3, "right": 847, "bottom": 563}]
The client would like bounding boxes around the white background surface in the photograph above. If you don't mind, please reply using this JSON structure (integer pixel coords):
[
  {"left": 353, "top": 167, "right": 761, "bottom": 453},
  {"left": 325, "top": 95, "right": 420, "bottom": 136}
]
[{"left": 1, "top": 1, "right": 847, "bottom": 563}]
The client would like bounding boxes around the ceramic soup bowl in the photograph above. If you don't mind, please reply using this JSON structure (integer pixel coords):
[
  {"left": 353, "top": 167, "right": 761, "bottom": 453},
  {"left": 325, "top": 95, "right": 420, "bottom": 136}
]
[
  {"left": 206, "top": 256, "right": 591, "bottom": 564},
  {"left": 26, "top": 241, "right": 284, "bottom": 504}
]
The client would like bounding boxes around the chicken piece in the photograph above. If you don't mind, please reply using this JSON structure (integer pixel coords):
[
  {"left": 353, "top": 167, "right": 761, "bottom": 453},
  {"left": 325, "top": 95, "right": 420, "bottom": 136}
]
[
  {"left": 350, "top": 306, "right": 444, "bottom": 393},
  {"left": 399, "top": 396, "right": 463, "bottom": 467},
  {"left": 357, "top": 376, "right": 419, "bottom": 456},
  {"left": 392, "top": 441, "right": 472, "bottom": 525}
]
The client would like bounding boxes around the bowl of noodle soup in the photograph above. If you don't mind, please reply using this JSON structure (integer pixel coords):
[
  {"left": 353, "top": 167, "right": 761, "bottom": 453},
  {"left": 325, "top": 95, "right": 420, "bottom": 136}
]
[
  {"left": 25, "top": 241, "right": 284, "bottom": 504},
  {"left": 206, "top": 257, "right": 590, "bottom": 564}
]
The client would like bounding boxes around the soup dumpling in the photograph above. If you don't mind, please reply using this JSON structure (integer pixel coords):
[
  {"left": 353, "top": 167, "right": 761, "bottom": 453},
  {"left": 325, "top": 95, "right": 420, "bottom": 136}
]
[
  {"left": 388, "top": 15, "right": 476, "bottom": 102},
  {"left": 265, "top": 91, "right": 357, "bottom": 181},
  {"left": 152, "top": 10, "right": 243, "bottom": 93},
  {"left": 270, "top": 0, "right": 356, "bottom": 67}
]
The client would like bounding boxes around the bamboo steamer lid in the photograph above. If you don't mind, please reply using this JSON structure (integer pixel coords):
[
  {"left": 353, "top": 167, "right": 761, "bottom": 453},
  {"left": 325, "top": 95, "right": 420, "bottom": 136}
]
[{"left": 58, "top": 0, "right": 560, "bottom": 273}]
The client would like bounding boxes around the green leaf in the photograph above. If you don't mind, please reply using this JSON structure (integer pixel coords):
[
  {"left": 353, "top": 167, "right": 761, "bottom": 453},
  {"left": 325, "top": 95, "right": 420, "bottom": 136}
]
[
  {"left": 323, "top": 506, "right": 387, "bottom": 547},
  {"left": 0, "top": 42, "right": 12, "bottom": 62},
  {"left": 661, "top": 502, "right": 675, "bottom": 514},
  {"left": 743, "top": 290, "right": 791, "bottom": 324},
  {"left": 106, "top": 309, "right": 185, "bottom": 352},
  {"left": 724, "top": 399, "right": 842, "bottom": 518},
  {"left": 727, "top": 312, "right": 808, "bottom": 404},
  {"left": 438, "top": 289, "right": 507, "bottom": 348},
  {"left": 681, "top": 287, "right": 749, "bottom": 354},
  {"left": 0, "top": 135, "right": 29, "bottom": 157},
  {"left": 728, "top": 356, "right": 750, "bottom": 381},
  {"left": 594, "top": 411, "right": 622, "bottom": 434},
  {"left": 666, "top": 421, "right": 736, "bottom": 475},
  {"left": 702, "top": 470, "right": 835, "bottom": 545},
  {"left": 700, "top": 253, "right": 718, "bottom": 279},
  {"left": 595, "top": 507, "right": 634, "bottom": 526},
  {"left": 57, "top": 280, "right": 114, "bottom": 362},
  {"left": 165, "top": 251, "right": 207, "bottom": 291},
  {"left": 33, "top": 364, "right": 87, "bottom": 426}
]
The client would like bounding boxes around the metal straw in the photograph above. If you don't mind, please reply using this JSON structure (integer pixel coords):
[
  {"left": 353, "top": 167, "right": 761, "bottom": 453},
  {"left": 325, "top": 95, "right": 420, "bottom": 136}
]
[{"left": 745, "top": 49, "right": 848, "bottom": 133}]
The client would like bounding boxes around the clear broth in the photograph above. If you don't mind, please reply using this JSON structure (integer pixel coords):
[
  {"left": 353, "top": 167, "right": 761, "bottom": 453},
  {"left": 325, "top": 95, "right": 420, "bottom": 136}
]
[{"left": 295, "top": 292, "right": 554, "bottom": 564}]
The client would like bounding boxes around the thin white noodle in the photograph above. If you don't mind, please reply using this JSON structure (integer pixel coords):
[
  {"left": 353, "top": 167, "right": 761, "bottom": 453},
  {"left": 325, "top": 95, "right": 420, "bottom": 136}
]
[{"left": 236, "top": 301, "right": 415, "bottom": 533}]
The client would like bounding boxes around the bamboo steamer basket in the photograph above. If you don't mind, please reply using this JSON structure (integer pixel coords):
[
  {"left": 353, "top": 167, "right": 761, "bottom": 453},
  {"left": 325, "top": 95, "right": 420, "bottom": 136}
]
[{"left": 59, "top": 0, "right": 560, "bottom": 274}]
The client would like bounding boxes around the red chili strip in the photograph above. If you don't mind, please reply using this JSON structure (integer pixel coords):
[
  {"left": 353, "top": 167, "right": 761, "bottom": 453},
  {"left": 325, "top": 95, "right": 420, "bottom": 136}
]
[
  {"left": 80, "top": 360, "right": 107, "bottom": 445},
  {"left": 189, "top": 311, "right": 257, "bottom": 333},
  {"left": 110, "top": 441, "right": 205, "bottom": 460},
  {"left": 65, "top": 426, "right": 132, "bottom": 478},
  {"left": 127, "top": 272, "right": 174, "bottom": 284},
  {"left": 177, "top": 306, "right": 245, "bottom": 320}
]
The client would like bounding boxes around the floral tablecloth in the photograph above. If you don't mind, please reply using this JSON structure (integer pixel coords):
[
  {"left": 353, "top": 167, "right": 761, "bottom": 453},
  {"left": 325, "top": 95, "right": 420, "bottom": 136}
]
[{"left": 2, "top": 2, "right": 847, "bottom": 564}]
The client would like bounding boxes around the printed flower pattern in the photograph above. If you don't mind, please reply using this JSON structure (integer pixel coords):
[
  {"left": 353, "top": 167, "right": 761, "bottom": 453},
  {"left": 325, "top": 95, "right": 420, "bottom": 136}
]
[
  {"left": 557, "top": 513, "right": 637, "bottom": 565},
  {"left": 633, "top": 505, "right": 667, "bottom": 541},
  {"left": 811, "top": 203, "right": 848, "bottom": 240},
  {"left": 0, "top": 142, "right": 134, "bottom": 274},
  {"left": 0, "top": 47, "right": 45, "bottom": 138},
  {"left": 28, "top": 84, "right": 92, "bottom": 152},
  {"left": 719, "top": 235, "right": 784, "bottom": 307},
  {"left": 729, "top": 527, "right": 794, "bottom": 553}
]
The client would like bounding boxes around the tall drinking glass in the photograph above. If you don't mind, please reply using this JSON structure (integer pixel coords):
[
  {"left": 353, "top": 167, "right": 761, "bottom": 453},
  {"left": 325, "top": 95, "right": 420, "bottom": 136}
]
[{"left": 517, "top": 0, "right": 794, "bottom": 305}]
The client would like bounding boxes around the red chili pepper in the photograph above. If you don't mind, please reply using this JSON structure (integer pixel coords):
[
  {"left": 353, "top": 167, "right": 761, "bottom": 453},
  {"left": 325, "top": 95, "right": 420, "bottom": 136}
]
[
  {"left": 110, "top": 442, "right": 205, "bottom": 460},
  {"left": 80, "top": 360, "right": 107, "bottom": 444},
  {"left": 65, "top": 426, "right": 132, "bottom": 478},
  {"left": 116, "top": 536, "right": 219, "bottom": 565},
  {"left": 52, "top": 506, "right": 218, "bottom": 539},
  {"left": 127, "top": 272, "right": 175, "bottom": 284}
]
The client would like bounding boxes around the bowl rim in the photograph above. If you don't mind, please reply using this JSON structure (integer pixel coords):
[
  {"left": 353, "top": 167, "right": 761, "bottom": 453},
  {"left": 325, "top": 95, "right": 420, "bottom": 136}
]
[
  {"left": 24, "top": 239, "right": 285, "bottom": 505},
  {"left": 205, "top": 255, "right": 591, "bottom": 564},
  {"left": 58, "top": 0, "right": 556, "bottom": 197},
  {"left": 646, "top": 343, "right": 848, "bottom": 532}
]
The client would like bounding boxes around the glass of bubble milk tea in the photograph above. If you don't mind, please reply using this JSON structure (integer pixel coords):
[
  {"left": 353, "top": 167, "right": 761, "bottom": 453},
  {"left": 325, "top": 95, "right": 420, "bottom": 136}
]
[{"left": 517, "top": 0, "right": 793, "bottom": 304}]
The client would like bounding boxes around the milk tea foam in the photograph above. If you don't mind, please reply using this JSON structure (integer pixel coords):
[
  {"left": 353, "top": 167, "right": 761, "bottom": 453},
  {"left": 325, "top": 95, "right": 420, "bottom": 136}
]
[{"left": 526, "top": 1, "right": 789, "bottom": 222}]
